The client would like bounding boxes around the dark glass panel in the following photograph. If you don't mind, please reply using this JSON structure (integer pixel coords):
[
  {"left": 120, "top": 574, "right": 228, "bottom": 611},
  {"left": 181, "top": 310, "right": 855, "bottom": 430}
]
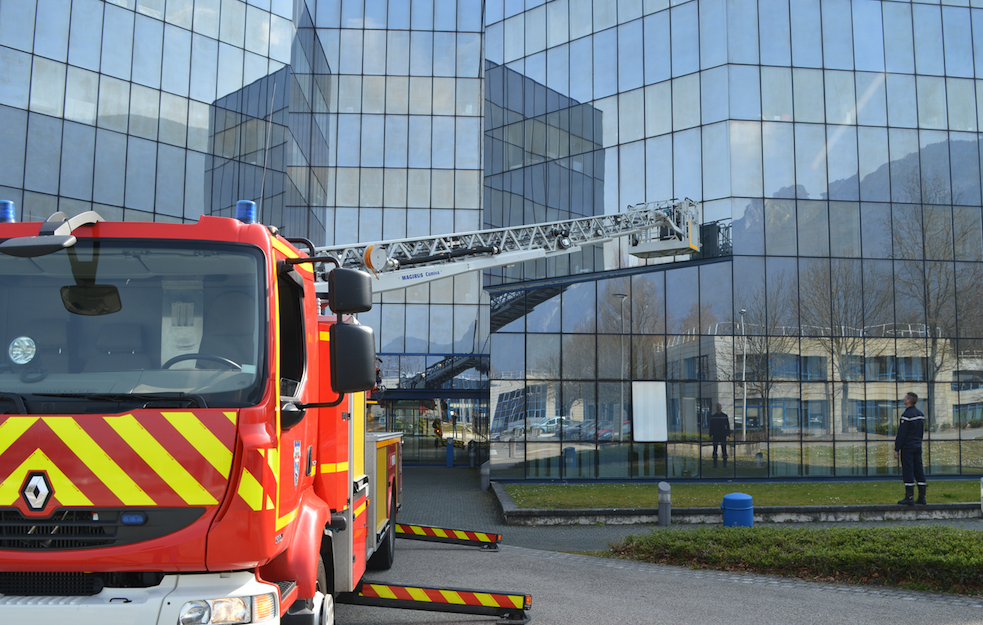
[
  {"left": 631, "top": 271, "right": 664, "bottom": 334},
  {"left": 561, "top": 334, "right": 595, "bottom": 379},
  {"left": 665, "top": 266, "right": 698, "bottom": 334},
  {"left": 699, "top": 262, "right": 732, "bottom": 337}
]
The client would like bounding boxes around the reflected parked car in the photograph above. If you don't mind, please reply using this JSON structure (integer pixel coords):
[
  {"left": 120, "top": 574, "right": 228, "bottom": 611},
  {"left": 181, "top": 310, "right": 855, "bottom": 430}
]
[
  {"left": 533, "top": 416, "right": 569, "bottom": 434},
  {"left": 562, "top": 420, "right": 594, "bottom": 440},
  {"left": 595, "top": 421, "right": 632, "bottom": 441}
]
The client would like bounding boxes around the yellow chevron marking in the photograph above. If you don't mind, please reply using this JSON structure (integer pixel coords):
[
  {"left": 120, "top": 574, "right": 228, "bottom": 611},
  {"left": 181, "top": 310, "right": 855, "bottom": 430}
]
[
  {"left": 237, "top": 468, "right": 263, "bottom": 512},
  {"left": 276, "top": 506, "right": 297, "bottom": 530},
  {"left": 319, "top": 461, "right": 349, "bottom": 474},
  {"left": 439, "top": 590, "right": 466, "bottom": 605},
  {"left": 268, "top": 448, "right": 279, "bottom": 484},
  {"left": 43, "top": 417, "right": 155, "bottom": 506},
  {"left": 407, "top": 587, "right": 432, "bottom": 602},
  {"left": 411, "top": 525, "right": 426, "bottom": 535},
  {"left": 266, "top": 495, "right": 275, "bottom": 510},
  {"left": 319, "top": 331, "right": 330, "bottom": 341},
  {"left": 0, "top": 417, "right": 38, "bottom": 457},
  {"left": 106, "top": 415, "right": 217, "bottom": 505},
  {"left": 453, "top": 530, "right": 468, "bottom": 540},
  {"left": 433, "top": 528, "right": 448, "bottom": 538},
  {"left": 354, "top": 501, "right": 367, "bottom": 518},
  {"left": 224, "top": 411, "right": 237, "bottom": 424},
  {"left": 0, "top": 449, "right": 92, "bottom": 506},
  {"left": 474, "top": 593, "right": 499, "bottom": 607},
  {"left": 371, "top": 585, "right": 397, "bottom": 600},
  {"left": 162, "top": 412, "right": 233, "bottom": 478}
]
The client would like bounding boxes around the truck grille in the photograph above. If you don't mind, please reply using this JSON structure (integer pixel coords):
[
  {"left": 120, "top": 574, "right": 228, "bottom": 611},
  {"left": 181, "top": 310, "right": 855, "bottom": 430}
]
[
  {"left": 0, "top": 507, "right": 205, "bottom": 550},
  {"left": 0, "top": 571, "right": 166, "bottom": 597},
  {"left": 0, "top": 510, "right": 114, "bottom": 549},
  {"left": 0, "top": 572, "right": 103, "bottom": 597}
]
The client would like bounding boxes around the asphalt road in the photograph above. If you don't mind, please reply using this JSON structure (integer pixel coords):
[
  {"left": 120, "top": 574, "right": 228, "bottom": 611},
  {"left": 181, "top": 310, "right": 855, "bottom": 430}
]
[
  {"left": 333, "top": 467, "right": 983, "bottom": 625},
  {"left": 336, "top": 540, "right": 983, "bottom": 625}
]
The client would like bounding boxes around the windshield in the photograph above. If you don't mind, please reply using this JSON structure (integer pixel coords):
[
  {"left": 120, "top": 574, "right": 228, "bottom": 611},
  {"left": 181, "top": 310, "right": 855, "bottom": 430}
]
[{"left": 0, "top": 240, "right": 265, "bottom": 412}]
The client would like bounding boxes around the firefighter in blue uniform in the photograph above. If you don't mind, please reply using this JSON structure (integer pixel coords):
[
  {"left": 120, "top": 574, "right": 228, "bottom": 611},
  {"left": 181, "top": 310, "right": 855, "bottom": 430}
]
[{"left": 894, "top": 392, "right": 927, "bottom": 506}]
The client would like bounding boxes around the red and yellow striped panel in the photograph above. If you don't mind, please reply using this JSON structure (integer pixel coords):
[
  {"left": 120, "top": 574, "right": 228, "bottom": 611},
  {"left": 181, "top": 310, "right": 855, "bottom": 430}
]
[
  {"left": 0, "top": 411, "right": 237, "bottom": 516},
  {"left": 359, "top": 583, "right": 529, "bottom": 611},
  {"left": 396, "top": 523, "right": 501, "bottom": 545}
]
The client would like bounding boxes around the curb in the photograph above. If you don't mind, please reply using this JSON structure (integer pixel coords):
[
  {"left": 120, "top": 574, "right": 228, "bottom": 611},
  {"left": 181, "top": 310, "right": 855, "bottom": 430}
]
[{"left": 490, "top": 482, "right": 983, "bottom": 526}]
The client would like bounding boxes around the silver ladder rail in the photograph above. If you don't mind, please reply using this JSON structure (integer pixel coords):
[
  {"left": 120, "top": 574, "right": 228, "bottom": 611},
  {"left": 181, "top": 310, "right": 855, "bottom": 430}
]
[{"left": 313, "top": 198, "right": 699, "bottom": 294}]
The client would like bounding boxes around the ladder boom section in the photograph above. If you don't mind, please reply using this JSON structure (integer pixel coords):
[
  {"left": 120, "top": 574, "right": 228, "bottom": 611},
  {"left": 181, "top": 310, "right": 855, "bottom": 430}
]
[{"left": 314, "top": 198, "right": 699, "bottom": 293}]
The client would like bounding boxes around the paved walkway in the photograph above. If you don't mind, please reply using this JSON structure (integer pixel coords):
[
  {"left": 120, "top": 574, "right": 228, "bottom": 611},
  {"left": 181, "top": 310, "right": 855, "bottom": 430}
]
[{"left": 398, "top": 466, "right": 983, "bottom": 553}]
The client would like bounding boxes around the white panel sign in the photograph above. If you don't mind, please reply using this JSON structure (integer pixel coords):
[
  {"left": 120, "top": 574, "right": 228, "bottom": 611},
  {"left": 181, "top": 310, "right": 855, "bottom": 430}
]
[{"left": 632, "top": 381, "right": 668, "bottom": 442}]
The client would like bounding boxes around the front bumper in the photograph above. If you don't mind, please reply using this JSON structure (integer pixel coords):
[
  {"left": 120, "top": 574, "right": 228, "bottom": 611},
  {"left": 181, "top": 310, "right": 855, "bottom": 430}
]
[{"left": 0, "top": 571, "right": 280, "bottom": 625}]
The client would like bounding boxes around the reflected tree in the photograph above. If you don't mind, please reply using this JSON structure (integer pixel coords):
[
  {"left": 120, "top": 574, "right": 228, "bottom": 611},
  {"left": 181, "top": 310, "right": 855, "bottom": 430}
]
[
  {"left": 729, "top": 271, "right": 798, "bottom": 440},
  {"left": 888, "top": 174, "right": 983, "bottom": 424},
  {"left": 598, "top": 277, "right": 633, "bottom": 333},
  {"left": 800, "top": 259, "right": 892, "bottom": 432}
]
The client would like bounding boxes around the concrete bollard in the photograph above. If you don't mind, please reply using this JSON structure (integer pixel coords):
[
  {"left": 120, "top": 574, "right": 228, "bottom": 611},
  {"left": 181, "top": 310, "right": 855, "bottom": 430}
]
[{"left": 658, "top": 481, "right": 671, "bottom": 527}]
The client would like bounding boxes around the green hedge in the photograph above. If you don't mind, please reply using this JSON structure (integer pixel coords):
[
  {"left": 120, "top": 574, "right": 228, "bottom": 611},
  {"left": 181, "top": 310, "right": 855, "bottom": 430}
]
[{"left": 611, "top": 526, "right": 983, "bottom": 594}]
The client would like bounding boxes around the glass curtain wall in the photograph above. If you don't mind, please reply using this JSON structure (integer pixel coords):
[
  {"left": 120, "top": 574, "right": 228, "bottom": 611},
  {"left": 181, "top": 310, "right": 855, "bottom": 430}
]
[
  {"left": 311, "top": 0, "right": 491, "bottom": 462},
  {"left": 486, "top": 0, "right": 983, "bottom": 479},
  {"left": 0, "top": 0, "right": 331, "bottom": 241}
]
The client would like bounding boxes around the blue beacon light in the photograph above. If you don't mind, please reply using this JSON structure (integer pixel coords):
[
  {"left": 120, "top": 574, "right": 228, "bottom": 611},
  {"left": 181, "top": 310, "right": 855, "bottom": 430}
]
[
  {"left": 120, "top": 512, "right": 147, "bottom": 526},
  {"left": 235, "top": 200, "right": 257, "bottom": 224},
  {"left": 0, "top": 200, "right": 16, "bottom": 223}
]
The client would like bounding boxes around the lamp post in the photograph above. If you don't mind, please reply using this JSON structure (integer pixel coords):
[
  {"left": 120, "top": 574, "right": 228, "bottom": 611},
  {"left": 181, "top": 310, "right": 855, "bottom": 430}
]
[
  {"left": 740, "top": 308, "right": 747, "bottom": 441},
  {"left": 614, "top": 294, "right": 628, "bottom": 425}
]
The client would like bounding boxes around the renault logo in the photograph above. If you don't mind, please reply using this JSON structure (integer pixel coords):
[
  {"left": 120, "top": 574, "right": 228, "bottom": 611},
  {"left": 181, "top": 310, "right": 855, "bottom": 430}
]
[{"left": 22, "top": 472, "right": 52, "bottom": 511}]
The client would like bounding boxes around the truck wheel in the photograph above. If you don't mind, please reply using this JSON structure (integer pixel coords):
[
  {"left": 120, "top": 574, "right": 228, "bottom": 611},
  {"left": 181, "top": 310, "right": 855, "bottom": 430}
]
[
  {"left": 367, "top": 490, "right": 396, "bottom": 571},
  {"left": 314, "top": 555, "right": 334, "bottom": 625}
]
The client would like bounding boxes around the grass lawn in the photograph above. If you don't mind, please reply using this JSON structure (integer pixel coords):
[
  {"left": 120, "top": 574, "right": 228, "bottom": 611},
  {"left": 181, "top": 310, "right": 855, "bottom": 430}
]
[
  {"left": 608, "top": 526, "right": 983, "bottom": 595},
  {"left": 503, "top": 479, "right": 981, "bottom": 508}
]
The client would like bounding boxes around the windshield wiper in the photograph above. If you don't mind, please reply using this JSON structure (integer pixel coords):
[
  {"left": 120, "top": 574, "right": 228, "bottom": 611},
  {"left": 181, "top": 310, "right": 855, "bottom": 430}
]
[{"left": 35, "top": 392, "right": 207, "bottom": 409}]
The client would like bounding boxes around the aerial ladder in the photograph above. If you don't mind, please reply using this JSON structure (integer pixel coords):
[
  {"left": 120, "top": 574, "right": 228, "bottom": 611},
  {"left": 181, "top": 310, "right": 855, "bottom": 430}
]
[{"left": 313, "top": 198, "right": 700, "bottom": 295}]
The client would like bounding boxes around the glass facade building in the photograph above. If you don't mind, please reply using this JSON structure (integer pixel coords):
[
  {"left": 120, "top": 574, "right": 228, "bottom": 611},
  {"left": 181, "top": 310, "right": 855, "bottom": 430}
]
[
  {"left": 4, "top": 0, "right": 983, "bottom": 478},
  {"left": 485, "top": 0, "right": 983, "bottom": 480}
]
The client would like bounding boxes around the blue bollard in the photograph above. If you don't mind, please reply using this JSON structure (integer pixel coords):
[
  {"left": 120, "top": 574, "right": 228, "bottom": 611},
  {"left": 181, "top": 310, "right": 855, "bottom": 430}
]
[
  {"left": 721, "top": 492, "right": 753, "bottom": 527},
  {"left": 446, "top": 438, "right": 454, "bottom": 467}
]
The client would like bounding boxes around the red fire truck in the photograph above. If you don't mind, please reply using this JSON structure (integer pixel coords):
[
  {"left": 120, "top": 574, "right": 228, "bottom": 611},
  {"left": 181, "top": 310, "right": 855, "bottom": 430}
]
[{"left": 0, "top": 204, "right": 400, "bottom": 624}]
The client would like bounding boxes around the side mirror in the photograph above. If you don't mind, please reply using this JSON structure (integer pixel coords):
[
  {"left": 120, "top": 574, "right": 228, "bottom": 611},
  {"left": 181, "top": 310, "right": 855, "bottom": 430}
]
[
  {"left": 329, "top": 322, "right": 376, "bottom": 393},
  {"left": 327, "top": 268, "right": 372, "bottom": 315}
]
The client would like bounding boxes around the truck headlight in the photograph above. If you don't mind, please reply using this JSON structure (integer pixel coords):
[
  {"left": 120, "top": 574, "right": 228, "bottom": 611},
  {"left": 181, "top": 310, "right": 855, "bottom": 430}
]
[
  {"left": 178, "top": 593, "right": 276, "bottom": 624},
  {"left": 178, "top": 600, "right": 209, "bottom": 625}
]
